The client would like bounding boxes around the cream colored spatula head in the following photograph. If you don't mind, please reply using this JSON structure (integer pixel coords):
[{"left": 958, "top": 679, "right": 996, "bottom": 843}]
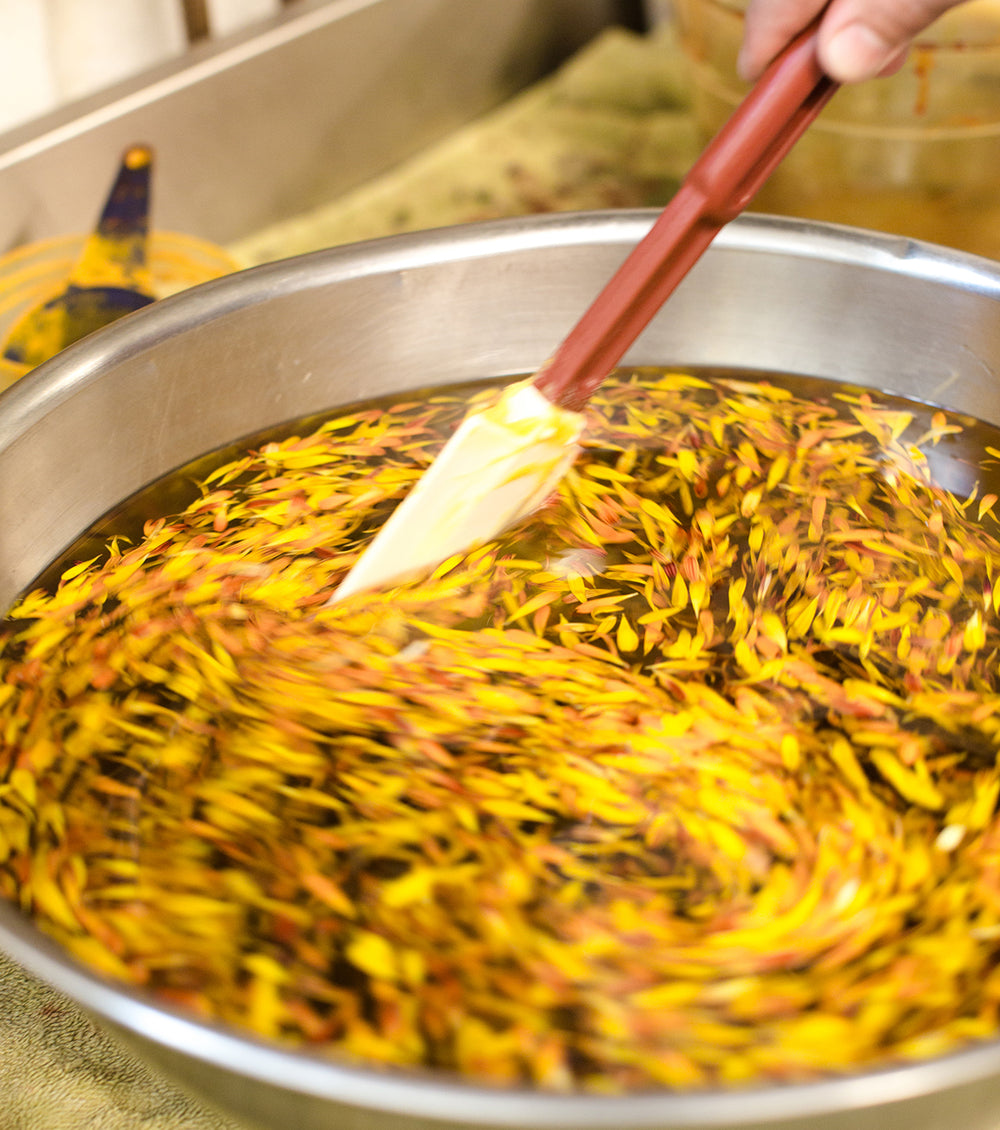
[{"left": 332, "top": 379, "right": 583, "bottom": 602}]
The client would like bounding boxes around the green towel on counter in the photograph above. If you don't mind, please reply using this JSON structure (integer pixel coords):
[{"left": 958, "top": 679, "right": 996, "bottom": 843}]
[{"left": 231, "top": 26, "right": 697, "bottom": 265}]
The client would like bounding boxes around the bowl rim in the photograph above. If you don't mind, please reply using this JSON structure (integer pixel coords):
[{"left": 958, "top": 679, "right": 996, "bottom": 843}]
[{"left": 4, "top": 208, "right": 1000, "bottom": 1125}]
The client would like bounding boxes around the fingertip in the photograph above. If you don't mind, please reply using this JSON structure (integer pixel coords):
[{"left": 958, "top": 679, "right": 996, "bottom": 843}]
[
  {"left": 736, "top": 44, "right": 758, "bottom": 83},
  {"left": 877, "top": 45, "right": 909, "bottom": 78},
  {"left": 819, "top": 21, "right": 895, "bottom": 83}
]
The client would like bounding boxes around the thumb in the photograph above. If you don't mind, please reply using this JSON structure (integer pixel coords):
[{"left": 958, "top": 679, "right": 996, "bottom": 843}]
[{"left": 818, "top": 0, "right": 970, "bottom": 83}]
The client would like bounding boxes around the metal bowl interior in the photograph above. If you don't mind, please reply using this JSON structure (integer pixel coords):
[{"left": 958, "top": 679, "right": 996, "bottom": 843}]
[{"left": 3, "top": 211, "right": 1000, "bottom": 1130}]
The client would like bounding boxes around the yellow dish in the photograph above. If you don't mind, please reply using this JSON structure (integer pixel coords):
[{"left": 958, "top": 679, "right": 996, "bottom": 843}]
[{"left": 0, "top": 231, "right": 239, "bottom": 391}]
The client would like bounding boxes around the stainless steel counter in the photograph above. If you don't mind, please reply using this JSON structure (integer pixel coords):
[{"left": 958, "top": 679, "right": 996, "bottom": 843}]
[{"left": 0, "top": 0, "right": 626, "bottom": 252}]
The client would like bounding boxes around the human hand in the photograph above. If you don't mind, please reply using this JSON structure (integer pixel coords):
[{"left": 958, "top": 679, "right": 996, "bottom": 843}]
[{"left": 738, "top": 0, "right": 971, "bottom": 83}]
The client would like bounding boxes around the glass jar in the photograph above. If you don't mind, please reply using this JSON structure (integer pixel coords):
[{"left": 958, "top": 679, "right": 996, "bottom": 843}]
[{"left": 672, "top": 0, "right": 1000, "bottom": 258}]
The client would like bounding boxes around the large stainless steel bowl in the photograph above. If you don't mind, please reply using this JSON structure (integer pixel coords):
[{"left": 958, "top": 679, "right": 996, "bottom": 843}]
[{"left": 4, "top": 211, "right": 1000, "bottom": 1130}]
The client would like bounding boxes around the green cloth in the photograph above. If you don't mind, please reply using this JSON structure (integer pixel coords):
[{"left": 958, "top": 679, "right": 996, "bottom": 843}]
[{"left": 0, "top": 952, "right": 241, "bottom": 1129}]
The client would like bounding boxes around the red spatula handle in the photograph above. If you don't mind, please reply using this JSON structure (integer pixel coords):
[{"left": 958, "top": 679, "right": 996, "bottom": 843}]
[{"left": 533, "top": 20, "right": 838, "bottom": 412}]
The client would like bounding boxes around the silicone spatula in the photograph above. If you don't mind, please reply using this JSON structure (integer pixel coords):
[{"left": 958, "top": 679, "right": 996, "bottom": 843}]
[{"left": 334, "top": 20, "right": 838, "bottom": 602}]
